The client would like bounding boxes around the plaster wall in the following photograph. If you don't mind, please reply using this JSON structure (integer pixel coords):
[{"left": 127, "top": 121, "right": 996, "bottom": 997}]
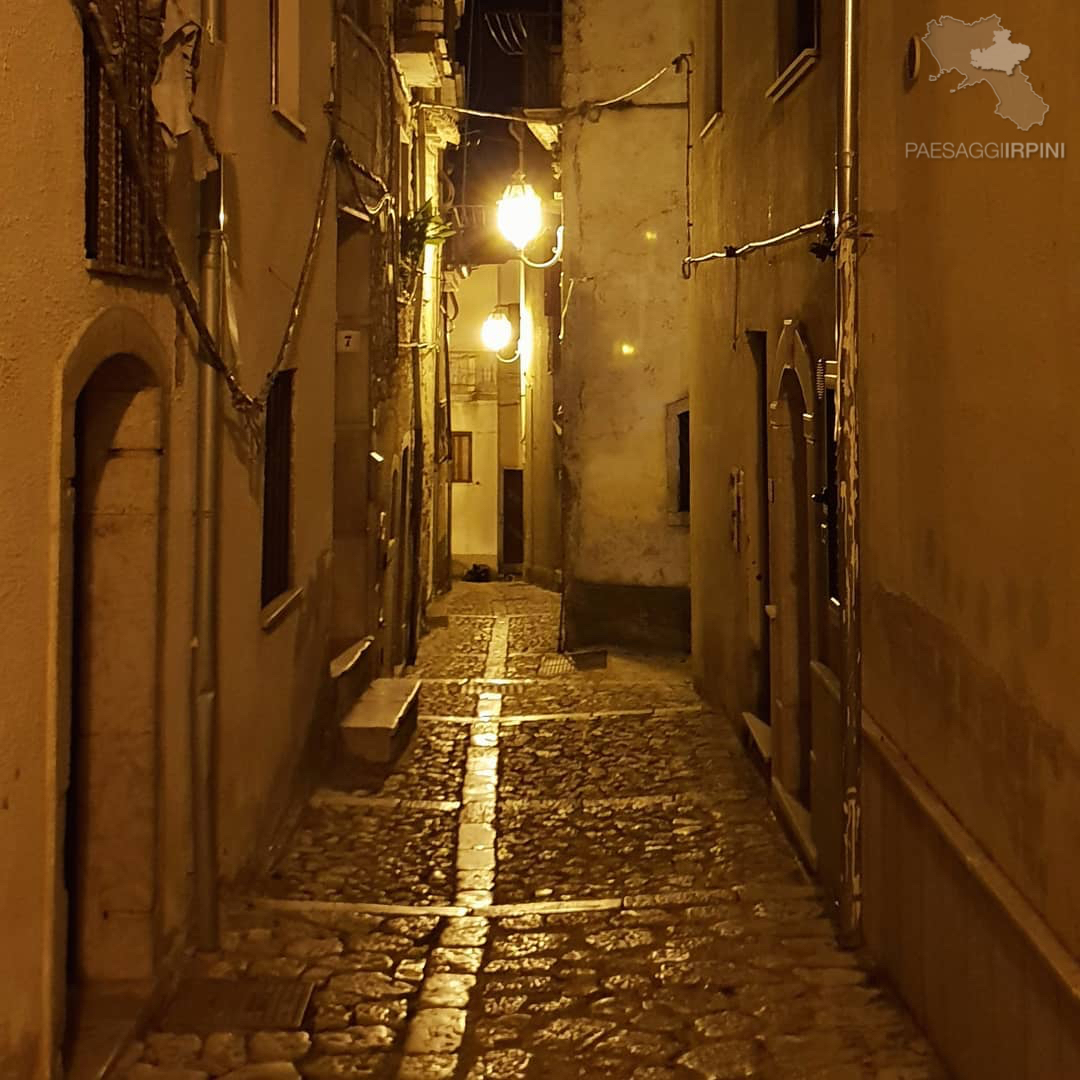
[
  {"left": 522, "top": 265, "right": 562, "bottom": 591},
  {"left": 560, "top": 0, "right": 692, "bottom": 648},
  {"left": 0, "top": 1, "right": 349, "bottom": 1072},
  {"left": 0, "top": 8, "right": 197, "bottom": 1075},
  {"left": 450, "top": 398, "right": 499, "bottom": 568},
  {"left": 210, "top": 0, "right": 338, "bottom": 878},
  {"left": 450, "top": 266, "right": 502, "bottom": 569},
  {"left": 689, "top": 2, "right": 839, "bottom": 717},
  {"left": 858, "top": 6, "right": 1080, "bottom": 1071}
]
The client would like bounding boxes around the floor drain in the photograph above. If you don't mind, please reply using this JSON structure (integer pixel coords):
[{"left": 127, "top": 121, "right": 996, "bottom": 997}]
[
  {"left": 160, "top": 978, "right": 313, "bottom": 1033},
  {"left": 538, "top": 654, "right": 575, "bottom": 676}
]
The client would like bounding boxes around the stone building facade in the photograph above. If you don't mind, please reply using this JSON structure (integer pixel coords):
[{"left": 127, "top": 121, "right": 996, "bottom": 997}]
[
  {"left": 559, "top": 0, "right": 694, "bottom": 653},
  {"left": 0, "top": 0, "right": 461, "bottom": 1075},
  {"left": 688, "top": 2, "right": 1080, "bottom": 1077}
]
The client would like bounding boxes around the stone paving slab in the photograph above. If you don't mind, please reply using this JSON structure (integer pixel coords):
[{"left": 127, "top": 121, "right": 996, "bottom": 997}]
[
  {"left": 496, "top": 712, "right": 755, "bottom": 802},
  {"left": 494, "top": 799, "right": 798, "bottom": 905},
  {"left": 115, "top": 584, "right": 945, "bottom": 1080},
  {"left": 459, "top": 903, "right": 944, "bottom": 1080},
  {"left": 322, "top": 721, "right": 468, "bottom": 805},
  {"left": 506, "top": 615, "right": 560, "bottom": 655},
  {"left": 265, "top": 801, "right": 457, "bottom": 908}
]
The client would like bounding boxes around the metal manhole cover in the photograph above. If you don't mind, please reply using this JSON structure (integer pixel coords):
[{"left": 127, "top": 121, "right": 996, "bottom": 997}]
[{"left": 161, "top": 977, "right": 313, "bottom": 1033}]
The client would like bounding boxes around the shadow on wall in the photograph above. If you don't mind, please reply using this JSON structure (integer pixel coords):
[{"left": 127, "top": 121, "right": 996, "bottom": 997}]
[{"left": 564, "top": 580, "right": 692, "bottom": 655}]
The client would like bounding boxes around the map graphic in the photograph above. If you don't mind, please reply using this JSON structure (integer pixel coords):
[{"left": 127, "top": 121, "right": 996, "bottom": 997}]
[{"left": 923, "top": 15, "right": 1049, "bottom": 131}]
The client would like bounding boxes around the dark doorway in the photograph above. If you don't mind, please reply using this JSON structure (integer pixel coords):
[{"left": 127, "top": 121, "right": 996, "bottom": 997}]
[
  {"left": 65, "top": 354, "right": 162, "bottom": 1071},
  {"left": 770, "top": 368, "right": 813, "bottom": 808},
  {"left": 502, "top": 468, "right": 524, "bottom": 567},
  {"left": 393, "top": 449, "right": 411, "bottom": 668},
  {"left": 747, "top": 331, "right": 771, "bottom": 722}
]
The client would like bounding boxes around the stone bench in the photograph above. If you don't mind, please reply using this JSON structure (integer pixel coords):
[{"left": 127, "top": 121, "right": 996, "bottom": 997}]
[{"left": 340, "top": 677, "right": 420, "bottom": 763}]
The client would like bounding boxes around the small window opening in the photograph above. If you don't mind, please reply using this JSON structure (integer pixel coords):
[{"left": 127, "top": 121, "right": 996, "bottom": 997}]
[
  {"left": 261, "top": 370, "right": 295, "bottom": 606},
  {"left": 779, "top": 0, "right": 819, "bottom": 74},
  {"left": 451, "top": 432, "right": 473, "bottom": 483},
  {"left": 708, "top": 1, "right": 723, "bottom": 118},
  {"left": 677, "top": 409, "right": 691, "bottom": 514},
  {"left": 271, "top": 0, "right": 303, "bottom": 127},
  {"left": 825, "top": 389, "right": 840, "bottom": 603}
]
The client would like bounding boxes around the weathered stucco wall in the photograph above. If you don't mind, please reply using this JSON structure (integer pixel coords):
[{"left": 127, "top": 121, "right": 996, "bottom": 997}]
[
  {"left": 561, "top": 0, "right": 692, "bottom": 650},
  {"left": 0, "top": 5, "right": 200, "bottom": 1074},
  {"left": 0, "top": 0, "right": 350, "bottom": 1072},
  {"left": 450, "top": 266, "right": 502, "bottom": 570},
  {"left": 689, "top": 0, "right": 840, "bottom": 722},
  {"left": 210, "top": 0, "right": 339, "bottom": 879},
  {"left": 859, "top": 6, "right": 1080, "bottom": 1073},
  {"left": 522, "top": 263, "right": 562, "bottom": 592},
  {"left": 450, "top": 398, "right": 499, "bottom": 568}
]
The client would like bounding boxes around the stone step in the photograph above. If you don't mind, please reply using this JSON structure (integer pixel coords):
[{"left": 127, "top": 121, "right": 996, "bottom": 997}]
[
  {"left": 329, "top": 636, "right": 375, "bottom": 722},
  {"left": 741, "top": 710, "right": 772, "bottom": 764},
  {"left": 340, "top": 677, "right": 420, "bottom": 763}
]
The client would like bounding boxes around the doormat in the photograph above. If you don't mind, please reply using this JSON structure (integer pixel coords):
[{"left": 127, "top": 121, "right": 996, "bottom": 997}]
[{"left": 160, "top": 978, "right": 313, "bottom": 1033}]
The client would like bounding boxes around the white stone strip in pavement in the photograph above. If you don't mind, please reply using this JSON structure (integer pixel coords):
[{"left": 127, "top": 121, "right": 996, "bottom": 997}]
[
  {"left": 247, "top": 888, "right": 757, "bottom": 920},
  {"left": 309, "top": 791, "right": 461, "bottom": 813},
  {"left": 396, "top": 619, "right": 509, "bottom": 1078},
  {"left": 483, "top": 898, "right": 623, "bottom": 917},
  {"left": 483, "top": 615, "right": 510, "bottom": 680},
  {"left": 419, "top": 707, "right": 702, "bottom": 725},
  {"left": 248, "top": 897, "right": 470, "bottom": 917},
  {"left": 418, "top": 677, "right": 537, "bottom": 685}
]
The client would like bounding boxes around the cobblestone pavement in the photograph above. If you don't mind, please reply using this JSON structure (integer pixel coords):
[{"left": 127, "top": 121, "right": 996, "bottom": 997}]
[{"left": 115, "top": 583, "right": 946, "bottom": 1080}]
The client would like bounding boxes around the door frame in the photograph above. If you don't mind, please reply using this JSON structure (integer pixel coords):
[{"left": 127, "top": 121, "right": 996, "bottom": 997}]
[{"left": 48, "top": 307, "right": 171, "bottom": 1072}]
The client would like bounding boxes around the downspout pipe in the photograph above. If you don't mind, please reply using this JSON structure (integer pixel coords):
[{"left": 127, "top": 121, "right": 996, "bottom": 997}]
[
  {"left": 191, "top": 0, "right": 223, "bottom": 952},
  {"left": 837, "top": 0, "right": 863, "bottom": 946}
]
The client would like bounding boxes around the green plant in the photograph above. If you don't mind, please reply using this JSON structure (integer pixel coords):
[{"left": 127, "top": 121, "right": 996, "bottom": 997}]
[{"left": 400, "top": 200, "right": 456, "bottom": 274}]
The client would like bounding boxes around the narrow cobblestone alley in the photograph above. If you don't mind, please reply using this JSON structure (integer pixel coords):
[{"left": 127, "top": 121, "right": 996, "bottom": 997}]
[{"left": 116, "top": 585, "right": 945, "bottom": 1080}]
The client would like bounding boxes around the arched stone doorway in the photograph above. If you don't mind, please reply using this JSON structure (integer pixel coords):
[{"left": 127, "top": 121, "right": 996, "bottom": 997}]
[
  {"left": 64, "top": 352, "right": 163, "bottom": 1061},
  {"left": 768, "top": 366, "right": 813, "bottom": 809}
]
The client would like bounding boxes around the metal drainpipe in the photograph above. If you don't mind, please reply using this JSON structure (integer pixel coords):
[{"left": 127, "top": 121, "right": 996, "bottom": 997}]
[
  {"left": 837, "top": 0, "right": 863, "bottom": 947},
  {"left": 191, "top": 0, "right": 223, "bottom": 952}
]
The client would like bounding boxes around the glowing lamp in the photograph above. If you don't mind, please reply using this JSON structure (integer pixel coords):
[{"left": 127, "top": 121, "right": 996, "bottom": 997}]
[
  {"left": 481, "top": 310, "right": 514, "bottom": 353},
  {"left": 496, "top": 174, "right": 543, "bottom": 251}
]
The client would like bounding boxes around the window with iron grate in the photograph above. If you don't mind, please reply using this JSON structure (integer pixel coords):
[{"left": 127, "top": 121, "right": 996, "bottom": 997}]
[{"left": 83, "top": 0, "right": 166, "bottom": 277}]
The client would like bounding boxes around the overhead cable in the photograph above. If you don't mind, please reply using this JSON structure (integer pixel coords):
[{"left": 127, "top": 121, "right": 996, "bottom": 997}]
[
  {"left": 683, "top": 214, "right": 832, "bottom": 268},
  {"left": 419, "top": 54, "right": 692, "bottom": 129}
]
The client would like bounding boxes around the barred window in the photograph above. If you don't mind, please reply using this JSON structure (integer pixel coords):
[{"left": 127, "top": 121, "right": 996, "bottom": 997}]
[{"left": 83, "top": 0, "right": 166, "bottom": 276}]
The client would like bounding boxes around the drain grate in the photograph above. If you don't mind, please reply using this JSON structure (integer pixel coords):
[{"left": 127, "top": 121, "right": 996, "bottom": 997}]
[
  {"left": 538, "top": 654, "right": 575, "bottom": 676},
  {"left": 160, "top": 978, "right": 313, "bottom": 1033}
]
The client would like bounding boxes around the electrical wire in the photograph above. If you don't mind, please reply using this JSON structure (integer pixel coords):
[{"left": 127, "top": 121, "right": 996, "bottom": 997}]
[
  {"left": 581, "top": 63, "right": 671, "bottom": 112},
  {"left": 418, "top": 53, "right": 692, "bottom": 129},
  {"left": 679, "top": 53, "right": 693, "bottom": 280},
  {"left": 72, "top": 0, "right": 256, "bottom": 412},
  {"left": 684, "top": 214, "right": 830, "bottom": 267},
  {"left": 256, "top": 138, "right": 337, "bottom": 404},
  {"left": 559, "top": 276, "right": 576, "bottom": 343},
  {"left": 74, "top": 0, "right": 397, "bottom": 417}
]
